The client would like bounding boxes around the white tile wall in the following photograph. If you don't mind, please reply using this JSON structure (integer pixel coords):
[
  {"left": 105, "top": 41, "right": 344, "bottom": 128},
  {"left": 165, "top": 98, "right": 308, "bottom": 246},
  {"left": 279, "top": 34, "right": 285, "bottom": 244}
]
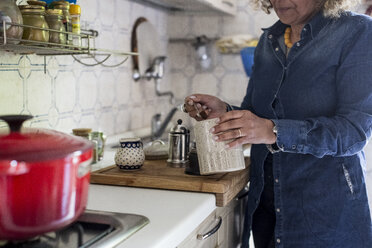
[
  {"left": 55, "top": 71, "right": 76, "bottom": 113},
  {"left": 0, "top": 0, "right": 169, "bottom": 135},
  {"left": 167, "top": 3, "right": 277, "bottom": 111},
  {"left": 0, "top": 73, "right": 24, "bottom": 115}
]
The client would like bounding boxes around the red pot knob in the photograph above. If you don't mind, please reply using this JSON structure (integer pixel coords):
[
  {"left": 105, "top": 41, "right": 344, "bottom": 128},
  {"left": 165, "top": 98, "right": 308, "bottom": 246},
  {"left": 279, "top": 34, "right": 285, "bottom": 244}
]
[{"left": 0, "top": 115, "right": 33, "bottom": 132}]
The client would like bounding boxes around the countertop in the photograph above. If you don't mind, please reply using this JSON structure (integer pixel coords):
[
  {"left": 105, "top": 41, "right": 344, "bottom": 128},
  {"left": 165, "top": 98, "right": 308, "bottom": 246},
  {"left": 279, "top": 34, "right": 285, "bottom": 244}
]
[
  {"left": 86, "top": 128, "right": 217, "bottom": 248},
  {"left": 87, "top": 185, "right": 216, "bottom": 248},
  {"left": 86, "top": 128, "right": 249, "bottom": 247}
]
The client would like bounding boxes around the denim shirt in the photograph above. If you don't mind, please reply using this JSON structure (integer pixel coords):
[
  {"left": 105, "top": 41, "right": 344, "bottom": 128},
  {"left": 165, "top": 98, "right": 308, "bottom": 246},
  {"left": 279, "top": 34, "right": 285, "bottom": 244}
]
[{"left": 240, "top": 11, "right": 372, "bottom": 248}]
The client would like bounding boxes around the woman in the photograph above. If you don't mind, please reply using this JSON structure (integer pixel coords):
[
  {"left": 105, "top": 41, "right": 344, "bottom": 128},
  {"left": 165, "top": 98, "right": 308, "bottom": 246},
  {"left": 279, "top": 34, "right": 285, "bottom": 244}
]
[{"left": 183, "top": 0, "right": 372, "bottom": 247}]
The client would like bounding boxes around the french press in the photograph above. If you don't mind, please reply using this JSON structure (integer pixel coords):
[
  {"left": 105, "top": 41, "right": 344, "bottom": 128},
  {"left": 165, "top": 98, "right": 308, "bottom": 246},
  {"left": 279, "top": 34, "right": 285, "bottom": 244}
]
[{"left": 167, "top": 119, "right": 190, "bottom": 168}]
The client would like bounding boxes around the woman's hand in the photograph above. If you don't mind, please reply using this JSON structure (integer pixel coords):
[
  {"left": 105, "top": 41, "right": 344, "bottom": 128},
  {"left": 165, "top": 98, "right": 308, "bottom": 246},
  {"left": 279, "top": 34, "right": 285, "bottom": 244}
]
[
  {"left": 183, "top": 94, "right": 227, "bottom": 121},
  {"left": 211, "top": 110, "right": 276, "bottom": 148}
]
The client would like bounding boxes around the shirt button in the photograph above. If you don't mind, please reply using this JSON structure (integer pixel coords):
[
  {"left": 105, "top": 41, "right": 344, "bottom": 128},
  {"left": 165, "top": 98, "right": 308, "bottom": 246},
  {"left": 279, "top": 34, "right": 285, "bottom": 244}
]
[
  {"left": 303, "top": 28, "right": 307, "bottom": 32},
  {"left": 275, "top": 47, "right": 279, "bottom": 51},
  {"left": 268, "top": 34, "right": 273, "bottom": 39},
  {"left": 275, "top": 178, "right": 279, "bottom": 183},
  {"left": 296, "top": 42, "right": 301, "bottom": 47},
  {"left": 277, "top": 238, "right": 281, "bottom": 243},
  {"left": 276, "top": 208, "right": 281, "bottom": 212}
]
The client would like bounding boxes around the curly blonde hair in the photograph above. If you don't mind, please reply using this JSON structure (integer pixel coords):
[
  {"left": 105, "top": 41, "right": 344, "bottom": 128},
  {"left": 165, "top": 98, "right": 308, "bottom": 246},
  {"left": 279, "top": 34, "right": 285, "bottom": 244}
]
[{"left": 250, "top": 0, "right": 360, "bottom": 17}]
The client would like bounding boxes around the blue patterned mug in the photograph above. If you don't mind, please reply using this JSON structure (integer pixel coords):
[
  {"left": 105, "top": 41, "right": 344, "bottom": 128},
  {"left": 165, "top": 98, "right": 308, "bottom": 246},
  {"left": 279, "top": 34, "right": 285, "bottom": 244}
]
[{"left": 115, "top": 138, "right": 145, "bottom": 170}]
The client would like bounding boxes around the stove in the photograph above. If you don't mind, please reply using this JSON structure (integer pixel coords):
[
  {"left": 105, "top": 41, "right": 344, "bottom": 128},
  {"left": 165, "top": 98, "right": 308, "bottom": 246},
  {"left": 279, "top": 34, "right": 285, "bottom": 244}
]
[{"left": 0, "top": 210, "right": 149, "bottom": 248}]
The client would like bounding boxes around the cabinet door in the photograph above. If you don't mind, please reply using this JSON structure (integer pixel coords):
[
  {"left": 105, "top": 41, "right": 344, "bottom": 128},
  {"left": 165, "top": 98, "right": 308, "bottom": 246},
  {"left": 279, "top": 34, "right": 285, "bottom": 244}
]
[
  {"left": 178, "top": 187, "right": 248, "bottom": 248},
  {"left": 217, "top": 191, "right": 247, "bottom": 248},
  {"left": 177, "top": 210, "right": 219, "bottom": 248}
]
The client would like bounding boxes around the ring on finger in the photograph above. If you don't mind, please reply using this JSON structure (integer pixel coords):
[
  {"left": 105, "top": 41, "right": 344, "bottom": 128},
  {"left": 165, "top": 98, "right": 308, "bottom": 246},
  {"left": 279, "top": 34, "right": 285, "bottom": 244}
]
[{"left": 238, "top": 128, "right": 242, "bottom": 138}]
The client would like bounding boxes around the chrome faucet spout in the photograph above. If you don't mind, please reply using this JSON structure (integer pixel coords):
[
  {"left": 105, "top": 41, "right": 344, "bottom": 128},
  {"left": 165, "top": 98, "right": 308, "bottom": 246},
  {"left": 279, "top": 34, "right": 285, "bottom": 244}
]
[
  {"left": 151, "top": 107, "right": 178, "bottom": 140},
  {"left": 145, "top": 56, "right": 167, "bottom": 80},
  {"left": 155, "top": 78, "right": 175, "bottom": 105}
]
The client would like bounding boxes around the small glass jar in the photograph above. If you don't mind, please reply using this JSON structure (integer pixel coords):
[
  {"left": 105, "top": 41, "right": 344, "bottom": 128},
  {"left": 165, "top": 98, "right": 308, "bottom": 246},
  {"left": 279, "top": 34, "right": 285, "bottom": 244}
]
[
  {"left": 19, "top": 5, "right": 49, "bottom": 43},
  {"left": 72, "top": 128, "right": 99, "bottom": 163},
  {"left": 53, "top": 1, "right": 72, "bottom": 45},
  {"left": 90, "top": 131, "right": 106, "bottom": 161},
  {"left": 45, "top": 9, "right": 66, "bottom": 44}
]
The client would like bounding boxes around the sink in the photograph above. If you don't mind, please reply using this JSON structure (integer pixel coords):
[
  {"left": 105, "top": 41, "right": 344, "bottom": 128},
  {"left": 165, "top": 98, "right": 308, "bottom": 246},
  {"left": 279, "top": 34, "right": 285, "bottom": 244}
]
[{"left": 1, "top": 210, "right": 149, "bottom": 248}]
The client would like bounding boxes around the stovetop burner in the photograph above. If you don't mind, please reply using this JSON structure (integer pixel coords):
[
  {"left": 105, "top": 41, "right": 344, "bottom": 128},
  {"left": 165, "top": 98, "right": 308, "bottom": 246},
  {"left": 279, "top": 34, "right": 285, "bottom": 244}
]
[{"left": 0, "top": 210, "right": 149, "bottom": 248}]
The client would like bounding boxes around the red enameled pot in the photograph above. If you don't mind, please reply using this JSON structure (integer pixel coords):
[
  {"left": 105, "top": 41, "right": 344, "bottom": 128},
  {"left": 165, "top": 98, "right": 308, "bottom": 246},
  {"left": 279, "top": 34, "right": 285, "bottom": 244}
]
[{"left": 0, "top": 115, "right": 93, "bottom": 240}]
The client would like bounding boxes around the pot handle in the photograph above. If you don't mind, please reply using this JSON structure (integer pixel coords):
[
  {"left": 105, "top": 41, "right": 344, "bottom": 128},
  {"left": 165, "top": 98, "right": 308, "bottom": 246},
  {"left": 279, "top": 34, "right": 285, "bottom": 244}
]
[
  {"left": 0, "top": 160, "right": 30, "bottom": 176},
  {"left": 0, "top": 115, "right": 33, "bottom": 132}
]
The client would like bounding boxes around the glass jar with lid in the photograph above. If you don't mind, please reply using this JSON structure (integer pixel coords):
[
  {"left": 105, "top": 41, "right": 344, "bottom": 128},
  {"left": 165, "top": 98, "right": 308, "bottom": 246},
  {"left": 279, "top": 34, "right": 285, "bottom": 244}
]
[
  {"left": 52, "top": 1, "right": 72, "bottom": 45},
  {"left": 45, "top": 9, "right": 66, "bottom": 44},
  {"left": 90, "top": 131, "right": 106, "bottom": 161},
  {"left": 19, "top": 5, "right": 49, "bottom": 43},
  {"left": 72, "top": 128, "right": 99, "bottom": 163}
]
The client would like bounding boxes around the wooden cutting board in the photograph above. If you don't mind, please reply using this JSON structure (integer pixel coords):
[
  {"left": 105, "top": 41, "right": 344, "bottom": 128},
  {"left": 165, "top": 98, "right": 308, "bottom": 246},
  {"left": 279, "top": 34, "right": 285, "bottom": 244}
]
[{"left": 90, "top": 158, "right": 250, "bottom": 207}]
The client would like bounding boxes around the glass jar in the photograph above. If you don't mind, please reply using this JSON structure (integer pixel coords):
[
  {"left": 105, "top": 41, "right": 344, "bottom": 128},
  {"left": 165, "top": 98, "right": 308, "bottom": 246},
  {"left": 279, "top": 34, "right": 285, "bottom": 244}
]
[
  {"left": 45, "top": 9, "right": 66, "bottom": 44},
  {"left": 0, "top": 0, "right": 23, "bottom": 44},
  {"left": 19, "top": 5, "right": 49, "bottom": 43},
  {"left": 52, "top": 1, "right": 72, "bottom": 45},
  {"left": 72, "top": 128, "right": 99, "bottom": 163},
  {"left": 90, "top": 131, "right": 106, "bottom": 161}
]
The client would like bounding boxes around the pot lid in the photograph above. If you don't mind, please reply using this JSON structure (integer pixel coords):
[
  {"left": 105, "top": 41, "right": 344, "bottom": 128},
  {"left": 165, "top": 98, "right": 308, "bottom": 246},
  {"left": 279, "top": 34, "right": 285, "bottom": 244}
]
[
  {"left": 0, "top": 115, "right": 93, "bottom": 162},
  {"left": 170, "top": 119, "right": 189, "bottom": 134}
]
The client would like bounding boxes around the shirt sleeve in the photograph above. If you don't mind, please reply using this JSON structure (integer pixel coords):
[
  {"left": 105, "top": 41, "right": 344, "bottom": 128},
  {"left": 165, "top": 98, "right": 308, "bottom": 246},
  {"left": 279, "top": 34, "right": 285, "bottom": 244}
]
[{"left": 273, "top": 17, "right": 372, "bottom": 158}]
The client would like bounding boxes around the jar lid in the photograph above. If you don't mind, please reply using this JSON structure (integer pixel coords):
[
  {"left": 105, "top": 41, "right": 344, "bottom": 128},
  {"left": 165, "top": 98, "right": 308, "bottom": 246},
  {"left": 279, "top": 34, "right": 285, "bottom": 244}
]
[
  {"left": 27, "top": 0, "right": 47, "bottom": 6},
  {"left": 72, "top": 128, "right": 92, "bottom": 136},
  {"left": 19, "top": 5, "right": 46, "bottom": 14},
  {"left": 54, "top": 4, "right": 70, "bottom": 11},
  {"left": 69, "top": 4, "right": 81, "bottom": 15},
  {"left": 19, "top": 5, "right": 45, "bottom": 10},
  {"left": 0, "top": 115, "right": 93, "bottom": 162},
  {"left": 46, "top": 9, "right": 63, "bottom": 16},
  {"left": 49, "top": 0, "right": 70, "bottom": 7}
]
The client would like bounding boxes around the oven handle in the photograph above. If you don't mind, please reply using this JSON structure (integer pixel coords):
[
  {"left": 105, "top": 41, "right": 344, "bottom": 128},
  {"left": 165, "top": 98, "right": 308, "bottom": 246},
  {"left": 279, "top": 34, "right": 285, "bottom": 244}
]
[
  {"left": 197, "top": 216, "right": 222, "bottom": 240},
  {"left": 236, "top": 184, "right": 250, "bottom": 201}
]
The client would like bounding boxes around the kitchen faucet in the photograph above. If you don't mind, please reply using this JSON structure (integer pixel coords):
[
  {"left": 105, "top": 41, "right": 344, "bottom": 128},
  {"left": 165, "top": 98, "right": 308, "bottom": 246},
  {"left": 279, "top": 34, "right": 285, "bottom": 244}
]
[
  {"left": 145, "top": 56, "right": 166, "bottom": 79},
  {"left": 144, "top": 56, "right": 179, "bottom": 139},
  {"left": 151, "top": 106, "right": 179, "bottom": 140},
  {"left": 145, "top": 56, "right": 175, "bottom": 105}
]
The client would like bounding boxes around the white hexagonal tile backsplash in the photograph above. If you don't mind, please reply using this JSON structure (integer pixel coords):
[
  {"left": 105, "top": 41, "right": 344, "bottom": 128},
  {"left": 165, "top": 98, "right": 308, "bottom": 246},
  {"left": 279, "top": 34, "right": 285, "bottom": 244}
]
[{"left": 1, "top": 0, "right": 359, "bottom": 136}]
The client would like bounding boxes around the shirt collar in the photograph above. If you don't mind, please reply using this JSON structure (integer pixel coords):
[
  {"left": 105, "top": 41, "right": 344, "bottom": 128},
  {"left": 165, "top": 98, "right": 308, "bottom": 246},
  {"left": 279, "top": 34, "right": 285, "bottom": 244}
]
[{"left": 263, "top": 10, "right": 331, "bottom": 39}]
